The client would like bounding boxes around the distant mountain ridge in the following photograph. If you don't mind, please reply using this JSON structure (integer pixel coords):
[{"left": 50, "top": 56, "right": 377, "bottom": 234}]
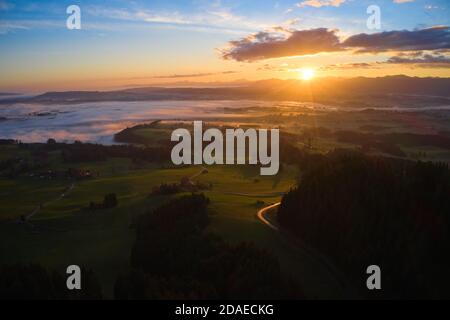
[{"left": 2, "top": 76, "right": 450, "bottom": 105}]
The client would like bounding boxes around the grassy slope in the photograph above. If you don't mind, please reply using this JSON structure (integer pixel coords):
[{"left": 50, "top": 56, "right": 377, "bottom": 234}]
[{"left": 1, "top": 146, "right": 310, "bottom": 297}]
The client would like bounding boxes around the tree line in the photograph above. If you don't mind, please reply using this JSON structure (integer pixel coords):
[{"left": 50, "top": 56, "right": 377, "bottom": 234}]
[
  {"left": 115, "top": 194, "right": 301, "bottom": 299},
  {"left": 278, "top": 150, "right": 450, "bottom": 299},
  {"left": 0, "top": 264, "right": 102, "bottom": 300}
]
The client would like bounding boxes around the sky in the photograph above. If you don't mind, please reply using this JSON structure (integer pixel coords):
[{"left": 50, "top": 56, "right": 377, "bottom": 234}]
[{"left": 0, "top": 0, "right": 449, "bottom": 92}]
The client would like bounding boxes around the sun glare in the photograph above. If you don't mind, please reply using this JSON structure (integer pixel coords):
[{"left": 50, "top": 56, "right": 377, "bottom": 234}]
[{"left": 300, "top": 68, "right": 315, "bottom": 81}]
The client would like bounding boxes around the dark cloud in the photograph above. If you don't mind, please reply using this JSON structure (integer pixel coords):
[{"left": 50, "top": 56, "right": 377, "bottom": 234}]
[
  {"left": 321, "top": 53, "right": 450, "bottom": 70},
  {"left": 343, "top": 26, "right": 450, "bottom": 53},
  {"left": 221, "top": 26, "right": 450, "bottom": 62},
  {"left": 385, "top": 52, "right": 450, "bottom": 68},
  {"left": 221, "top": 28, "right": 342, "bottom": 62},
  {"left": 320, "top": 62, "right": 380, "bottom": 71}
]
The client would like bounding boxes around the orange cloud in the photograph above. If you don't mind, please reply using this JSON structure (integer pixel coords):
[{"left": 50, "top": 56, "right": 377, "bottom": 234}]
[
  {"left": 222, "top": 28, "right": 342, "bottom": 62},
  {"left": 222, "top": 26, "right": 450, "bottom": 62}
]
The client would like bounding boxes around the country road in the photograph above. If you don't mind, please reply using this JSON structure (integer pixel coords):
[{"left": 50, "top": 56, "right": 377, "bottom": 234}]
[
  {"left": 256, "top": 202, "right": 359, "bottom": 299},
  {"left": 24, "top": 182, "right": 76, "bottom": 221},
  {"left": 256, "top": 202, "right": 281, "bottom": 231},
  {"left": 189, "top": 166, "right": 208, "bottom": 180}
]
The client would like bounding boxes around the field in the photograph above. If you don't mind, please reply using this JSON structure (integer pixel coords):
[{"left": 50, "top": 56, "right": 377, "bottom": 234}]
[
  {"left": 1, "top": 106, "right": 449, "bottom": 299},
  {"left": 118, "top": 109, "right": 450, "bottom": 162},
  {"left": 1, "top": 143, "right": 320, "bottom": 297}
]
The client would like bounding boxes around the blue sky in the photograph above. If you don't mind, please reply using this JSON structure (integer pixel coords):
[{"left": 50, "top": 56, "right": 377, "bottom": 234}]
[
  {"left": 0, "top": 0, "right": 449, "bottom": 92},
  {"left": 1, "top": 0, "right": 448, "bottom": 32}
]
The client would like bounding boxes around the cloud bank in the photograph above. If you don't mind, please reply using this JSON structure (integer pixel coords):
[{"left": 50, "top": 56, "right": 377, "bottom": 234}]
[
  {"left": 343, "top": 26, "right": 450, "bottom": 53},
  {"left": 222, "top": 28, "right": 342, "bottom": 62},
  {"left": 222, "top": 26, "right": 450, "bottom": 62},
  {"left": 386, "top": 52, "right": 450, "bottom": 68}
]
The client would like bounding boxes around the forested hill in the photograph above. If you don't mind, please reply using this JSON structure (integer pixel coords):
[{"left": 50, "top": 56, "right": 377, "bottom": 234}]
[
  {"left": 278, "top": 150, "right": 450, "bottom": 299},
  {"left": 2, "top": 76, "right": 450, "bottom": 105}
]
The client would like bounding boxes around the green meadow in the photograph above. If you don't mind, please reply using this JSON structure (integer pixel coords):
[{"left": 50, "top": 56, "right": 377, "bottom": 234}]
[
  {"left": 1, "top": 144, "right": 314, "bottom": 297},
  {"left": 4, "top": 109, "right": 446, "bottom": 298}
]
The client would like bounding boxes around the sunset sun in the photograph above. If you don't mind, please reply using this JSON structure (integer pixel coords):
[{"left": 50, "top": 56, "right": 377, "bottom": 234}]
[{"left": 300, "top": 68, "right": 315, "bottom": 81}]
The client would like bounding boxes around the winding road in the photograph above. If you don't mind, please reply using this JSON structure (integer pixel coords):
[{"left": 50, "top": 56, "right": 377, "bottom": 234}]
[
  {"left": 176, "top": 165, "right": 356, "bottom": 298},
  {"left": 24, "top": 182, "right": 76, "bottom": 221},
  {"left": 256, "top": 201, "right": 359, "bottom": 299},
  {"left": 256, "top": 202, "right": 281, "bottom": 231}
]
